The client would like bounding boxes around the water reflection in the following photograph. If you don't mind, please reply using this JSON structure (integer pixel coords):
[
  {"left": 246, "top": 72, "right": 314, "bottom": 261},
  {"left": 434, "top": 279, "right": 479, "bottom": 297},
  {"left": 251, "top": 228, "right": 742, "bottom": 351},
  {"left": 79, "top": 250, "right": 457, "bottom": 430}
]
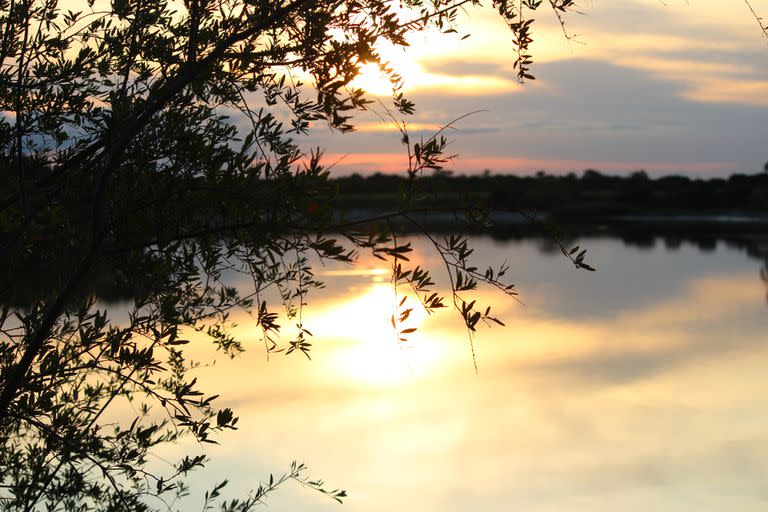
[{"left": 164, "top": 236, "right": 768, "bottom": 512}]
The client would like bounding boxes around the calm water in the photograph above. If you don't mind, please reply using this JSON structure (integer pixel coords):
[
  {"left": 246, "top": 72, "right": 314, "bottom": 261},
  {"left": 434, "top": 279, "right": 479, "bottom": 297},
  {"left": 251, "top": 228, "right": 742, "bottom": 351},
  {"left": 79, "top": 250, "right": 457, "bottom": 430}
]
[{"left": 157, "top": 235, "right": 768, "bottom": 511}]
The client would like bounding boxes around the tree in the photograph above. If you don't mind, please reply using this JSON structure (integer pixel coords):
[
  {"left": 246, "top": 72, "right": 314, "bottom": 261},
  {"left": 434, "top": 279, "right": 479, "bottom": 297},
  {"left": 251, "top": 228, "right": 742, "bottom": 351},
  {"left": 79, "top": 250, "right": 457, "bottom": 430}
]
[{"left": 10, "top": 0, "right": 768, "bottom": 508}]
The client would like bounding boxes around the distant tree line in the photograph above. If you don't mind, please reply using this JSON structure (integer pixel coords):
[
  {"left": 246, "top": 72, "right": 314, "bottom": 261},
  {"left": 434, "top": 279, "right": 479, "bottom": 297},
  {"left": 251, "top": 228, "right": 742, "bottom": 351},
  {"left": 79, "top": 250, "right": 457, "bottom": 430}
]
[{"left": 330, "top": 169, "right": 768, "bottom": 216}]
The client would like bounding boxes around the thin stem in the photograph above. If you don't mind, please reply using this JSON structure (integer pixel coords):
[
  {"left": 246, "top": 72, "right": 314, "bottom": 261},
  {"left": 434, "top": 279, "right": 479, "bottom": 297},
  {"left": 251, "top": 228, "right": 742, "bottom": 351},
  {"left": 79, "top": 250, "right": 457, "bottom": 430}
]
[
  {"left": 744, "top": 0, "right": 768, "bottom": 42},
  {"left": 14, "top": 0, "right": 29, "bottom": 217}
]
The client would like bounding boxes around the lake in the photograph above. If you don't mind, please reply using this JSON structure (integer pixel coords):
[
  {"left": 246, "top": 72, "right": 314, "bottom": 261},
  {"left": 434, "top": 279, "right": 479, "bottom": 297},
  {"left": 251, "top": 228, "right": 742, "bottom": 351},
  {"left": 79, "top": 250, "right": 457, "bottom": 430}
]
[{"left": 157, "top": 233, "right": 768, "bottom": 512}]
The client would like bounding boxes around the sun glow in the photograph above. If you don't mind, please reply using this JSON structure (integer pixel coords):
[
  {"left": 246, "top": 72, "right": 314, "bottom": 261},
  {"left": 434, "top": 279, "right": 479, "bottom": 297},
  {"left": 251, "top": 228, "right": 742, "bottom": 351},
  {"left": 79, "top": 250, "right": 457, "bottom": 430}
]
[
  {"left": 351, "top": 61, "right": 418, "bottom": 97},
  {"left": 310, "top": 283, "right": 446, "bottom": 385},
  {"left": 349, "top": 32, "right": 519, "bottom": 97},
  {"left": 351, "top": 60, "right": 518, "bottom": 96}
]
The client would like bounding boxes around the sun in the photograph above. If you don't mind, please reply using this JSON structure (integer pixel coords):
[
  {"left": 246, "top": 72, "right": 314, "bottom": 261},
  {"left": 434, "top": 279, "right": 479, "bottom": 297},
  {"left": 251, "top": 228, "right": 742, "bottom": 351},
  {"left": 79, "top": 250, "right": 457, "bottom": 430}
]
[
  {"left": 351, "top": 59, "right": 423, "bottom": 97},
  {"left": 348, "top": 28, "right": 520, "bottom": 97}
]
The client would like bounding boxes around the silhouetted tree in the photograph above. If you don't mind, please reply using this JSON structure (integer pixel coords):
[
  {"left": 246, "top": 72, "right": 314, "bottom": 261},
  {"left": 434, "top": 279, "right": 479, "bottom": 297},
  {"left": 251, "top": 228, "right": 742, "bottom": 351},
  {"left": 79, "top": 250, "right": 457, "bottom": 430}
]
[{"left": 0, "top": 0, "right": 593, "bottom": 510}]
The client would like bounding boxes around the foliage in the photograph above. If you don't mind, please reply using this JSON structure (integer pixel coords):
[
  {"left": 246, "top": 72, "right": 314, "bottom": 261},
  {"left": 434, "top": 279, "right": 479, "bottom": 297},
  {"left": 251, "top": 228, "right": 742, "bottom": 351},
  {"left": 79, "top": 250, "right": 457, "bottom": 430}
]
[{"left": 0, "top": 0, "right": 610, "bottom": 509}]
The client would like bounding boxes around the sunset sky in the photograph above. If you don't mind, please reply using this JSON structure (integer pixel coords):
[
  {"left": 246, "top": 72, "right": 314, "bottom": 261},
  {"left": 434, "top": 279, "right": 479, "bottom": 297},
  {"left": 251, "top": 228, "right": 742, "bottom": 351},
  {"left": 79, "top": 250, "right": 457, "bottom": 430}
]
[{"left": 304, "top": 0, "right": 768, "bottom": 177}]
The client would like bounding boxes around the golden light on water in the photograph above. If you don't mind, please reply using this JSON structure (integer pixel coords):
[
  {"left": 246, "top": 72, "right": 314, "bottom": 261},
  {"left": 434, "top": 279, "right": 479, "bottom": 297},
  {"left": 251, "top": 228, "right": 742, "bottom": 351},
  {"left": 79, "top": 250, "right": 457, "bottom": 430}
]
[
  {"left": 308, "top": 282, "right": 447, "bottom": 385},
  {"left": 163, "top": 238, "right": 768, "bottom": 512}
]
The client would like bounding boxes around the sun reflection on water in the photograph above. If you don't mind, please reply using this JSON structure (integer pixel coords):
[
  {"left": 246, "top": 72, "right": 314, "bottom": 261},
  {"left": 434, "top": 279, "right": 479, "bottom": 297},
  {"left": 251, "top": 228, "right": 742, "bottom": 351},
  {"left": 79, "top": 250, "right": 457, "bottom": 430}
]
[
  {"left": 307, "top": 282, "right": 449, "bottom": 385},
  {"left": 164, "top": 237, "right": 768, "bottom": 512}
]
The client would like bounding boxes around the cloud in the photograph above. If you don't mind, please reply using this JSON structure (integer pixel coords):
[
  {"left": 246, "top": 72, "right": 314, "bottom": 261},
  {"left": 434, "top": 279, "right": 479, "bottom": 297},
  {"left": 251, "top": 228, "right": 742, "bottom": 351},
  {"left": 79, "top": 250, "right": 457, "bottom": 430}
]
[
  {"left": 422, "top": 60, "right": 509, "bottom": 78},
  {"left": 306, "top": 56, "right": 768, "bottom": 176},
  {"left": 563, "top": 0, "right": 768, "bottom": 106}
]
